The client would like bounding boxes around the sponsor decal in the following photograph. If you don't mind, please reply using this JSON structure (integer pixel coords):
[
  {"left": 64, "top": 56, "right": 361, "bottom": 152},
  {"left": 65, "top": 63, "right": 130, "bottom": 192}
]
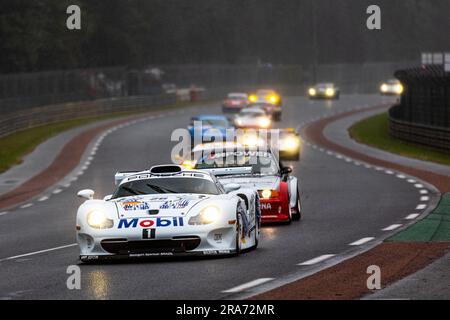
[
  {"left": 214, "top": 234, "right": 223, "bottom": 242},
  {"left": 120, "top": 201, "right": 150, "bottom": 211},
  {"left": 209, "top": 151, "right": 270, "bottom": 160},
  {"left": 118, "top": 217, "right": 184, "bottom": 229},
  {"left": 261, "top": 203, "right": 272, "bottom": 210},
  {"left": 160, "top": 199, "right": 190, "bottom": 209}
]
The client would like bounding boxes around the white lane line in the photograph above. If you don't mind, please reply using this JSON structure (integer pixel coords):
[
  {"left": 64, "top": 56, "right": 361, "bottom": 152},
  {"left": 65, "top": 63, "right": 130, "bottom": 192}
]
[
  {"left": 396, "top": 174, "right": 406, "bottom": 179},
  {"left": 38, "top": 196, "right": 49, "bottom": 202},
  {"left": 20, "top": 203, "right": 33, "bottom": 209},
  {"left": 419, "top": 189, "right": 429, "bottom": 195},
  {"left": 63, "top": 183, "right": 71, "bottom": 188},
  {"left": 349, "top": 237, "right": 374, "bottom": 246},
  {"left": 0, "top": 243, "right": 77, "bottom": 262},
  {"left": 414, "top": 184, "right": 424, "bottom": 188},
  {"left": 405, "top": 213, "right": 420, "bottom": 220},
  {"left": 364, "top": 164, "right": 372, "bottom": 169},
  {"left": 53, "top": 189, "right": 62, "bottom": 194},
  {"left": 0, "top": 211, "right": 8, "bottom": 216},
  {"left": 297, "top": 254, "right": 335, "bottom": 266},
  {"left": 407, "top": 179, "right": 416, "bottom": 183},
  {"left": 385, "top": 170, "right": 394, "bottom": 175},
  {"left": 420, "top": 196, "right": 430, "bottom": 202},
  {"left": 222, "top": 278, "right": 275, "bottom": 293},
  {"left": 416, "top": 204, "right": 427, "bottom": 210},
  {"left": 375, "top": 167, "right": 383, "bottom": 171},
  {"left": 382, "top": 224, "right": 402, "bottom": 231},
  {"left": 336, "top": 154, "right": 343, "bottom": 159}
]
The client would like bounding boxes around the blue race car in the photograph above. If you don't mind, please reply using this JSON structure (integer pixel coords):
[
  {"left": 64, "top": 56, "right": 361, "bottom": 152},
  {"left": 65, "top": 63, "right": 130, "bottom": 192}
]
[{"left": 188, "top": 115, "right": 233, "bottom": 144}]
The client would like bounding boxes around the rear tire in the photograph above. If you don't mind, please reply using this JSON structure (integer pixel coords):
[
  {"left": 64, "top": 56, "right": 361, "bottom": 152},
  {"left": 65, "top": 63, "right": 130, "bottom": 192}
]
[
  {"left": 292, "top": 189, "right": 302, "bottom": 221},
  {"left": 235, "top": 212, "right": 242, "bottom": 254}
]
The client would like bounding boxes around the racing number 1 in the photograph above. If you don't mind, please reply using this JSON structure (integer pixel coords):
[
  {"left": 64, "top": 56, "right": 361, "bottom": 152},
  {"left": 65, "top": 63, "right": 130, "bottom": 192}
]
[{"left": 143, "top": 228, "right": 156, "bottom": 239}]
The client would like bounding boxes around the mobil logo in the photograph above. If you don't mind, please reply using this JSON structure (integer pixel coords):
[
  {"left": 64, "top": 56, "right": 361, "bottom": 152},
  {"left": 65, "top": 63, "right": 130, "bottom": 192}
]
[{"left": 118, "top": 217, "right": 184, "bottom": 229}]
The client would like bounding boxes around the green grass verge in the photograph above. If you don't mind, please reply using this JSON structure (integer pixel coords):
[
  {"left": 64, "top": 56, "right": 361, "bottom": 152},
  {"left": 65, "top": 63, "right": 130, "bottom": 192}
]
[
  {"left": 349, "top": 112, "right": 450, "bottom": 166},
  {"left": 388, "top": 194, "right": 450, "bottom": 242},
  {"left": 0, "top": 100, "right": 212, "bottom": 174}
]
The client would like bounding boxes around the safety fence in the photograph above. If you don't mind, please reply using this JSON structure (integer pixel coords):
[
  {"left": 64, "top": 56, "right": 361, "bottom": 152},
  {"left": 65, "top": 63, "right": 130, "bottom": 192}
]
[{"left": 389, "top": 65, "right": 450, "bottom": 152}]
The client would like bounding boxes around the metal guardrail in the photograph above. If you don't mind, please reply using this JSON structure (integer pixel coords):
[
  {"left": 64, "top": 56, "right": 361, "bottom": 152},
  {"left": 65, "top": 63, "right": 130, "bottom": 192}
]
[
  {"left": 0, "top": 86, "right": 243, "bottom": 138},
  {"left": 389, "top": 65, "right": 450, "bottom": 152},
  {"left": 0, "top": 94, "right": 177, "bottom": 138},
  {"left": 389, "top": 105, "right": 450, "bottom": 152}
]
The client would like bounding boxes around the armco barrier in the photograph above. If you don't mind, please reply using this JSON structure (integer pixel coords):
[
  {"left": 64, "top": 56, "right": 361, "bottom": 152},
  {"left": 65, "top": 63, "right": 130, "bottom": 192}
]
[
  {"left": 0, "top": 86, "right": 245, "bottom": 138},
  {"left": 389, "top": 65, "right": 450, "bottom": 152},
  {"left": 389, "top": 106, "right": 450, "bottom": 152},
  {"left": 0, "top": 94, "right": 177, "bottom": 138}
]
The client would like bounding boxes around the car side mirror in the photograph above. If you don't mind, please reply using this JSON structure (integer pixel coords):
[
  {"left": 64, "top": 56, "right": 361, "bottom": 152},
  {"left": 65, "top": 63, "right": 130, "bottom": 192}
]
[
  {"left": 281, "top": 167, "right": 292, "bottom": 175},
  {"left": 77, "top": 189, "right": 95, "bottom": 200},
  {"left": 103, "top": 194, "right": 112, "bottom": 201},
  {"left": 224, "top": 183, "right": 241, "bottom": 193}
]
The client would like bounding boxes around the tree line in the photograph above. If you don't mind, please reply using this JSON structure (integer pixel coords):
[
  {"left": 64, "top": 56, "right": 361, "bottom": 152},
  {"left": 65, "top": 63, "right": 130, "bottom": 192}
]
[{"left": 1, "top": 0, "right": 449, "bottom": 74}]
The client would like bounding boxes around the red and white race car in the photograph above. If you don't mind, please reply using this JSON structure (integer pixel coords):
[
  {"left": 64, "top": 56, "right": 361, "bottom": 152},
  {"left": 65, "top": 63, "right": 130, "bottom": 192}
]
[
  {"left": 182, "top": 144, "right": 302, "bottom": 223},
  {"left": 222, "top": 92, "right": 248, "bottom": 113}
]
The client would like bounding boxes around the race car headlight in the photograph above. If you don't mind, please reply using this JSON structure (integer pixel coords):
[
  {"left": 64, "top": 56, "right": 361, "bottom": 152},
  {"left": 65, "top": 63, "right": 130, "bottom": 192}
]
[
  {"left": 188, "top": 206, "right": 221, "bottom": 225},
  {"left": 269, "top": 95, "right": 279, "bottom": 104},
  {"left": 395, "top": 84, "right": 404, "bottom": 94},
  {"left": 249, "top": 95, "right": 257, "bottom": 102},
  {"left": 258, "top": 117, "right": 271, "bottom": 128},
  {"left": 308, "top": 88, "right": 316, "bottom": 96},
  {"left": 325, "top": 88, "right": 335, "bottom": 96},
  {"left": 259, "top": 189, "right": 279, "bottom": 199},
  {"left": 87, "top": 210, "right": 113, "bottom": 229},
  {"left": 380, "top": 84, "right": 388, "bottom": 92},
  {"left": 281, "top": 137, "right": 300, "bottom": 151}
]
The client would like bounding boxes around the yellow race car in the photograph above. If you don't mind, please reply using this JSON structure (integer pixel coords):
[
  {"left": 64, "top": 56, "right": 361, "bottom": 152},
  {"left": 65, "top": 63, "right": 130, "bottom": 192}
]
[{"left": 248, "top": 89, "right": 282, "bottom": 106}]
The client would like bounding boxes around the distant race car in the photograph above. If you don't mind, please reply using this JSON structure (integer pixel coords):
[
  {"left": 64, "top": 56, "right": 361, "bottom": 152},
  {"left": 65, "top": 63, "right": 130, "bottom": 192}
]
[
  {"left": 222, "top": 92, "right": 248, "bottom": 113},
  {"left": 248, "top": 89, "right": 282, "bottom": 107},
  {"left": 277, "top": 128, "right": 301, "bottom": 161},
  {"left": 247, "top": 102, "right": 282, "bottom": 121},
  {"left": 183, "top": 144, "right": 302, "bottom": 223},
  {"left": 308, "top": 83, "right": 340, "bottom": 99},
  {"left": 76, "top": 165, "right": 261, "bottom": 261},
  {"left": 233, "top": 108, "right": 272, "bottom": 129},
  {"left": 188, "top": 114, "right": 232, "bottom": 144},
  {"left": 380, "top": 79, "right": 403, "bottom": 95}
]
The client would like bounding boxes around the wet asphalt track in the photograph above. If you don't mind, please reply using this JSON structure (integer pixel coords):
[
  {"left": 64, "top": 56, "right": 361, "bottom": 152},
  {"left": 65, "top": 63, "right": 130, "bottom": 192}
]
[{"left": 0, "top": 94, "right": 423, "bottom": 299}]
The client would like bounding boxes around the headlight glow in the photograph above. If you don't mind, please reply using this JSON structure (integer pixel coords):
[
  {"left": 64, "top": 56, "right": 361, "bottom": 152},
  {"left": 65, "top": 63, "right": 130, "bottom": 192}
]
[
  {"left": 396, "top": 84, "right": 404, "bottom": 94},
  {"left": 282, "top": 137, "right": 300, "bottom": 151},
  {"left": 269, "top": 95, "right": 279, "bottom": 103},
  {"left": 189, "top": 206, "right": 221, "bottom": 225},
  {"left": 182, "top": 160, "right": 196, "bottom": 170},
  {"left": 249, "top": 95, "right": 257, "bottom": 102},
  {"left": 87, "top": 210, "right": 113, "bottom": 229},
  {"left": 325, "top": 88, "right": 335, "bottom": 97},
  {"left": 261, "top": 189, "right": 272, "bottom": 199},
  {"left": 380, "top": 84, "right": 388, "bottom": 92},
  {"left": 259, "top": 189, "right": 279, "bottom": 199},
  {"left": 308, "top": 88, "right": 316, "bottom": 96},
  {"left": 258, "top": 117, "right": 271, "bottom": 128}
]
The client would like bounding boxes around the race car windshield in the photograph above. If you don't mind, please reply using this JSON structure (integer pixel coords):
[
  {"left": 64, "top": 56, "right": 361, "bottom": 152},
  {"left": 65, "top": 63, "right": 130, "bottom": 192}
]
[
  {"left": 199, "top": 119, "right": 228, "bottom": 127},
  {"left": 112, "top": 177, "right": 220, "bottom": 198},
  {"left": 194, "top": 151, "right": 279, "bottom": 175},
  {"left": 240, "top": 111, "right": 265, "bottom": 118}
]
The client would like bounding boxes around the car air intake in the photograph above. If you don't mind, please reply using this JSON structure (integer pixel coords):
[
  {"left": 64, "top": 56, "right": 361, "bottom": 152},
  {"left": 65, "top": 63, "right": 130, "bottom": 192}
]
[{"left": 150, "top": 165, "right": 183, "bottom": 174}]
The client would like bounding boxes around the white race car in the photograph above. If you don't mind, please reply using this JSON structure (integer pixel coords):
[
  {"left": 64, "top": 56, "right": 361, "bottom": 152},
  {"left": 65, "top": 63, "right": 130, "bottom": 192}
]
[
  {"left": 76, "top": 165, "right": 261, "bottom": 261},
  {"left": 233, "top": 108, "right": 272, "bottom": 129}
]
